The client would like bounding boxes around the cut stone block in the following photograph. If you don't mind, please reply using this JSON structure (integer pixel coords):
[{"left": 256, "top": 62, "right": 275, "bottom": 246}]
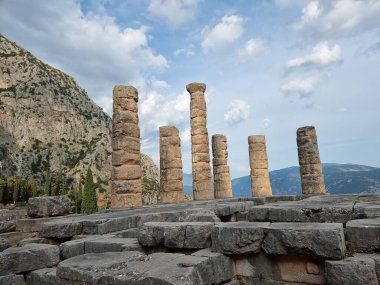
[
  {"left": 0, "top": 244, "right": 59, "bottom": 275},
  {"left": 39, "top": 219, "right": 83, "bottom": 238},
  {"left": 26, "top": 268, "right": 56, "bottom": 285},
  {"left": 139, "top": 222, "right": 214, "bottom": 249},
  {"left": 346, "top": 218, "right": 380, "bottom": 253},
  {"left": 262, "top": 223, "right": 346, "bottom": 259},
  {"left": 0, "top": 238, "right": 9, "bottom": 252},
  {"left": 211, "top": 222, "right": 269, "bottom": 254},
  {"left": 0, "top": 221, "right": 16, "bottom": 234},
  {"left": 325, "top": 255, "right": 378, "bottom": 285},
  {"left": 17, "top": 237, "right": 56, "bottom": 247},
  {"left": 0, "top": 274, "right": 26, "bottom": 285},
  {"left": 27, "top": 196, "right": 70, "bottom": 218},
  {"left": 85, "top": 237, "right": 142, "bottom": 253}
]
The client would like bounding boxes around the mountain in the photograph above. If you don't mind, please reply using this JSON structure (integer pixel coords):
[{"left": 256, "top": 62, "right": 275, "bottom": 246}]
[
  {"left": 0, "top": 35, "right": 158, "bottom": 193},
  {"left": 232, "top": 163, "right": 380, "bottom": 197}
]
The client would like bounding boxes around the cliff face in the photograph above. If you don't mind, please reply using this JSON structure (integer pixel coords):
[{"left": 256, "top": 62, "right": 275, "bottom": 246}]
[{"left": 0, "top": 35, "right": 158, "bottom": 191}]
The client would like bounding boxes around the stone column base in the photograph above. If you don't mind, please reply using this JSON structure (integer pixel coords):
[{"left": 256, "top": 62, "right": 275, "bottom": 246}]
[
  {"left": 160, "top": 192, "right": 185, "bottom": 204},
  {"left": 111, "top": 193, "right": 142, "bottom": 208}
]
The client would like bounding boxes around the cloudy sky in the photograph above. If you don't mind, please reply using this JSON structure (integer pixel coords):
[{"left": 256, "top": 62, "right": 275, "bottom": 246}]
[{"left": 1, "top": 0, "right": 380, "bottom": 178}]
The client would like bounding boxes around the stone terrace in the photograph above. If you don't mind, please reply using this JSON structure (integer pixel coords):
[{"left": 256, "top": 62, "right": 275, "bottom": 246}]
[{"left": 0, "top": 193, "right": 379, "bottom": 284}]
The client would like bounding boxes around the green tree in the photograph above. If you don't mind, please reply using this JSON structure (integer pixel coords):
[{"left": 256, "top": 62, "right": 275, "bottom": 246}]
[
  {"left": 43, "top": 171, "right": 51, "bottom": 196},
  {"left": 81, "top": 168, "right": 97, "bottom": 214},
  {"left": 0, "top": 179, "right": 6, "bottom": 204}
]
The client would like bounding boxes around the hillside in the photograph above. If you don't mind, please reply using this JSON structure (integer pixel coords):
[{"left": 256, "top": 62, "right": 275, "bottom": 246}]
[
  {"left": 232, "top": 163, "right": 380, "bottom": 197},
  {"left": 0, "top": 35, "right": 158, "bottom": 194}
]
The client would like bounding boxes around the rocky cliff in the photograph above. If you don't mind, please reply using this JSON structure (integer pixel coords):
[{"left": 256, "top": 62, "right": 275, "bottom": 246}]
[{"left": 0, "top": 35, "right": 158, "bottom": 193}]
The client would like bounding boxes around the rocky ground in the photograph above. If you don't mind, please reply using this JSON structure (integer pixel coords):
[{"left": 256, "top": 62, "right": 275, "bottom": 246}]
[{"left": 0, "top": 193, "right": 379, "bottom": 284}]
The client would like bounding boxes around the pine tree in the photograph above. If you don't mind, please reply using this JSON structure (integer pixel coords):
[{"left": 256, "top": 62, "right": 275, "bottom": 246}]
[
  {"left": 0, "top": 179, "right": 6, "bottom": 204},
  {"left": 81, "top": 168, "right": 97, "bottom": 214},
  {"left": 44, "top": 171, "right": 51, "bottom": 196}
]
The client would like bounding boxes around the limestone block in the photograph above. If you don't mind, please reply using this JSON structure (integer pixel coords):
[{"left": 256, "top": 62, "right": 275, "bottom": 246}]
[
  {"left": 346, "top": 218, "right": 380, "bottom": 253},
  {"left": 0, "top": 221, "right": 15, "bottom": 234},
  {"left": 160, "top": 136, "right": 180, "bottom": 146},
  {"left": 112, "top": 150, "right": 140, "bottom": 166},
  {"left": 113, "top": 110, "right": 138, "bottom": 124},
  {"left": 0, "top": 274, "right": 26, "bottom": 285},
  {"left": 0, "top": 239, "right": 9, "bottom": 252},
  {"left": 112, "top": 164, "right": 141, "bottom": 180},
  {"left": 211, "top": 222, "right": 269, "bottom": 254},
  {"left": 191, "top": 134, "right": 209, "bottom": 145},
  {"left": 0, "top": 244, "right": 59, "bottom": 275},
  {"left": 113, "top": 85, "right": 138, "bottom": 100},
  {"left": 110, "top": 193, "right": 142, "bottom": 208},
  {"left": 85, "top": 237, "right": 142, "bottom": 253},
  {"left": 112, "top": 122, "right": 140, "bottom": 138},
  {"left": 27, "top": 196, "right": 70, "bottom": 218},
  {"left": 160, "top": 158, "right": 182, "bottom": 169},
  {"left": 186, "top": 82, "right": 206, "bottom": 93},
  {"left": 113, "top": 97, "right": 137, "bottom": 112},
  {"left": 160, "top": 192, "right": 185, "bottom": 204},
  {"left": 160, "top": 168, "right": 183, "bottom": 181},
  {"left": 160, "top": 180, "right": 183, "bottom": 192},
  {"left": 112, "top": 179, "right": 141, "bottom": 194},
  {"left": 26, "top": 268, "right": 56, "bottom": 285},
  {"left": 160, "top": 146, "right": 182, "bottom": 159},
  {"left": 159, "top": 126, "right": 179, "bottom": 137},
  {"left": 262, "top": 223, "right": 346, "bottom": 259},
  {"left": 111, "top": 136, "right": 140, "bottom": 153},
  {"left": 325, "top": 255, "right": 378, "bottom": 285},
  {"left": 191, "top": 127, "right": 208, "bottom": 136},
  {"left": 212, "top": 157, "right": 227, "bottom": 166}
]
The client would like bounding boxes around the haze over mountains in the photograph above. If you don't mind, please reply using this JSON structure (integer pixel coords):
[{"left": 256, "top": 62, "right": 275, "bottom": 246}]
[{"left": 184, "top": 164, "right": 380, "bottom": 197}]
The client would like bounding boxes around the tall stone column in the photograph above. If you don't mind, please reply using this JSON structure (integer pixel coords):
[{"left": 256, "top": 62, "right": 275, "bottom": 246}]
[
  {"left": 186, "top": 82, "right": 213, "bottom": 200},
  {"left": 159, "top": 126, "right": 184, "bottom": 204},
  {"left": 212, "top": 134, "right": 232, "bottom": 198},
  {"left": 297, "top": 126, "right": 325, "bottom": 194},
  {"left": 248, "top": 135, "right": 272, "bottom": 197},
  {"left": 111, "top": 85, "right": 142, "bottom": 208}
]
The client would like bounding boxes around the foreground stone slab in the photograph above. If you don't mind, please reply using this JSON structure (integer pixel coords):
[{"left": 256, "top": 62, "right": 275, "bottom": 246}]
[
  {"left": 346, "top": 218, "right": 380, "bottom": 253},
  {"left": 0, "top": 274, "right": 26, "bottom": 285},
  {"left": 325, "top": 255, "right": 378, "bottom": 285},
  {"left": 0, "top": 243, "right": 59, "bottom": 275},
  {"left": 211, "top": 222, "right": 269, "bottom": 254},
  {"left": 139, "top": 222, "right": 214, "bottom": 249},
  {"left": 0, "top": 239, "right": 9, "bottom": 252},
  {"left": 262, "top": 223, "right": 345, "bottom": 260},
  {"left": 85, "top": 237, "right": 142, "bottom": 253},
  {"left": 56, "top": 250, "right": 233, "bottom": 285},
  {"left": 26, "top": 268, "right": 56, "bottom": 285},
  {"left": 0, "top": 221, "right": 16, "bottom": 234},
  {"left": 27, "top": 196, "right": 70, "bottom": 218}
]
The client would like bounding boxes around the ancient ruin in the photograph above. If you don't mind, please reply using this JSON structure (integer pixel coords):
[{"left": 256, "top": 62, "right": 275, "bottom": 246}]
[
  {"left": 212, "top": 134, "right": 232, "bottom": 198},
  {"left": 297, "top": 126, "right": 326, "bottom": 194},
  {"left": 111, "top": 85, "right": 142, "bottom": 208},
  {"left": 159, "top": 126, "right": 184, "bottom": 204},
  {"left": 248, "top": 135, "right": 272, "bottom": 197},
  {"left": 186, "top": 82, "right": 213, "bottom": 200}
]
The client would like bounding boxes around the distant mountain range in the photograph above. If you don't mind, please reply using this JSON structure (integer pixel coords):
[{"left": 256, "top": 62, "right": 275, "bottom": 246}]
[{"left": 183, "top": 164, "right": 380, "bottom": 197}]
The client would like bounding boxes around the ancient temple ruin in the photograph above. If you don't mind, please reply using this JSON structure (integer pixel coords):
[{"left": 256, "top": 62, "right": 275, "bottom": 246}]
[
  {"left": 159, "top": 126, "right": 184, "bottom": 204},
  {"left": 248, "top": 135, "right": 272, "bottom": 197},
  {"left": 212, "top": 134, "right": 232, "bottom": 198},
  {"left": 186, "top": 82, "right": 213, "bottom": 200},
  {"left": 297, "top": 126, "right": 326, "bottom": 194},
  {"left": 111, "top": 85, "right": 142, "bottom": 208}
]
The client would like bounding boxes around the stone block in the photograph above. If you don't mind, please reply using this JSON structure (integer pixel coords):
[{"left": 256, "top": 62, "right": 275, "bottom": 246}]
[
  {"left": 211, "top": 222, "right": 269, "bottom": 254},
  {"left": 39, "top": 219, "right": 83, "bottom": 239},
  {"left": 346, "top": 217, "right": 380, "bottom": 253},
  {"left": 248, "top": 135, "right": 266, "bottom": 144},
  {"left": 159, "top": 192, "right": 185, "bottom": 204},
  {"left": 0, "top": 239, "right": 9, "bottom": 252},
  {"left": 159, "top": 126, "right": 179, "bottom": 137},
  {"left": 0, "top": 274, "right": 26, "bottom": 285},
  {"left": 325, "top": 255, "right": 378, "bottom": 285},
  {"left": 111, "top": 150, "right": 140, "bottom": 166},
  {"left": 85, "top": 237, "right": 142, "bottom": 253},
  {"left": 27, "top": 196, "right": 70, "bottom": 218},
  {"left": 187, "top": 82, "right": 206, "bottom": 93},
  {"left": 139, "top": 222, "right": 213, "bottom": 249},
  {"left": 262, "top": 223, "right": 346, "bottom": 259},
  {"left": 110, "top": 193, "right": 142, "bottom": 208},
  {"left": 113, "top": 110, "right": 138, "bottom": 124},
  {"left": 0, "top": 244, "right": 59, "bottom": 275},
  {"left": 113, "top": 85, "right": 138, "bottom": 100},
  {"left": 112, "top": 179, "right": 141, "bottom": 194},
  {"left": 0, "top": 221, "right": 16, "bottom": 234},
  {"left": 26, "top": 268, "right": 56, "bottom": 285},
  {"left": 17, "top": 237, "right": 56, "bottom": 247},
  {"left": 111, "top": 136, "right": 140, "bottom": 153},
  {"left": 113, "top": 97, "right": 137, "bottom": 112},
  {"left": 112, "top": 164, "right": 141, "bottom": 180}
]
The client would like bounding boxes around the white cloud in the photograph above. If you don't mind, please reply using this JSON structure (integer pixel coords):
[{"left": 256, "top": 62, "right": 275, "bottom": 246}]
[
  {"left": 151, "top": 78, "right": 170, "bottom": 89},
  {"left": 179, "top": 128, "right": 191, "bottom": 145},
  {"left": 240, "top": 38, "right": 268, "bottom": 57},
  {"left": 201, "top": 15, "right": 244, "bottom": 52},
  {"left": 0, "top": 0, "right": 167, "bottom": 115},
  {"left": 294, "top": 0, "right": 380, "bottom": 38},
  {"left": 148, "top": 0, "right": 200, "bottom": 28},
  {"left": 286, "top": 41, "right": 342, "bottom": 71},
  {"left": 261, "top": 118, "right": 271, "bottom": 129},
  {"left": 173, "top": 46, "right": 195, "bottom": 56},
  {"left": 224, "top": 99, "right": 250, "bottom": 125},
  {"left": 281, "top": 76, "right": 320, "bottom": 97}
]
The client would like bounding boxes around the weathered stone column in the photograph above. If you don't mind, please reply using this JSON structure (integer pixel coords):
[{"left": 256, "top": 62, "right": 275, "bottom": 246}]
[
  {"left": 186, "top": 82, "right": 213, "bottom": 200},
  {"left": 159, "top": 126, "right": 184, "bottom": 204},
  {"left": 297, "top": 126, "right": 325, "bottom": 194},
  {"left": 111, "top": 85, "right": 142, "bottom": 208},
  {"left": 212, "top": 134, "right": 232, "bottom": 198},
  {"left": 248, "top": 135, "right": 272, "bottom": 197}
]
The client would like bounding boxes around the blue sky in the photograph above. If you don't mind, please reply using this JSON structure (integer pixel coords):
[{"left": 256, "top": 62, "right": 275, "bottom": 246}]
[{"left": 1, "top": 0, "right": 380, "bottom": 178}]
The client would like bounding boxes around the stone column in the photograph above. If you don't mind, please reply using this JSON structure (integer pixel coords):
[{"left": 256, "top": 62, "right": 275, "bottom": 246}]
[
  {"left": 297, "top": 126, "right": 325, "bottom": 194},
  {"left": 248, "top": 135, "right": 272, "bottom": 197},
  {"left": 159, "top": 126, "right": 184, "bottom": 204},
  {"left": 212, "top": 134, "right": 232, "bottom": 198},
  {"left": 111, "top": 85, "right": 142, "bottom": 208},
  {"left": 186, "top": 82, "right": 213, "bottom": 200}
]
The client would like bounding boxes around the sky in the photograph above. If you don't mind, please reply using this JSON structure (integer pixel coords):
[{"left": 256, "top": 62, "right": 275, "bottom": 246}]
[{"left": 1, "top": 0, "right": 380, "bottom": 178}]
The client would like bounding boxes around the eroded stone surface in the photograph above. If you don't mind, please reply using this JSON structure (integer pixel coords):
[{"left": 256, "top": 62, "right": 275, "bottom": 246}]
[
  {"left": 346, "top": 217, "right": 380, "bottom": 253},
  {"left": 26, "top": 268, "right": 56, "bottom": 285},
  {"left": 27, "top": 196, "right": 70, "bottom": 218},
  {"left": 262, "top": 223, "right": 345, "bottom": 259},
  {"left": 211, "top": 222, "right": 269, "bottom": 254},
  {"left": 325, "top": 255, "right": 378, "bottom": 285},
  {"left": 139, "top": 221, "right": 214, "bottom": 249},
  {"left": 0, "top": 243, "right": 59, "bottom": 275},
  {"left": 0, "top": 274, "right": 26, "bottom": 285},
  {"left": 0, "top": 239, "right": 9, "bottom": 252}
]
